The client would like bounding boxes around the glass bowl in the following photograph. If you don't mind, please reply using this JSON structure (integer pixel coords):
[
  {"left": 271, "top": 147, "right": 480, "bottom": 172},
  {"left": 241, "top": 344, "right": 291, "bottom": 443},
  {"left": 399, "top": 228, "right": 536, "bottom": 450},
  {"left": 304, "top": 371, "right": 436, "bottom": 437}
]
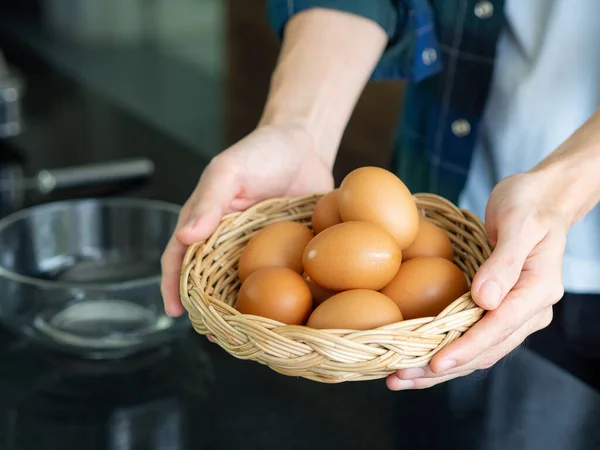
[{"left": 0, "top": 197, "right": 189, "bottom": 359}]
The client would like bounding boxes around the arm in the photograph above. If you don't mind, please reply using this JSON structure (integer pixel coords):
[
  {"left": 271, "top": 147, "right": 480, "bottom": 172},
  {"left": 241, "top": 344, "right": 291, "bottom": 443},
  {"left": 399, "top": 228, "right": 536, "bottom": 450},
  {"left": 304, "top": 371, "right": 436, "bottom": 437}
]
[{"left": 259, "top": 8, "right": 388, "bottom": 168}]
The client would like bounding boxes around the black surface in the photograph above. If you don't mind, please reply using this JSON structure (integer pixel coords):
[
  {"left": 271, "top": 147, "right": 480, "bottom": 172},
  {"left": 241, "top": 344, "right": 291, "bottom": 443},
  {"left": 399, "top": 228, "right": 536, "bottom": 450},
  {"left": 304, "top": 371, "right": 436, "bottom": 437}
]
[{"left": 0, "top": 27, "right": 599, "bottom": 450}]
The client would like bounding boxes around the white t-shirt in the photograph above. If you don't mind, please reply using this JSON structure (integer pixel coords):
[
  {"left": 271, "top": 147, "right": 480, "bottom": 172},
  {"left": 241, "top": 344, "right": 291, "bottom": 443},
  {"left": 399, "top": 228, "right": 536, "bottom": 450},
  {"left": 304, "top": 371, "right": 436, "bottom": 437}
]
[{"left": 458, "top": 0, "right": 600, "bottom": 293}]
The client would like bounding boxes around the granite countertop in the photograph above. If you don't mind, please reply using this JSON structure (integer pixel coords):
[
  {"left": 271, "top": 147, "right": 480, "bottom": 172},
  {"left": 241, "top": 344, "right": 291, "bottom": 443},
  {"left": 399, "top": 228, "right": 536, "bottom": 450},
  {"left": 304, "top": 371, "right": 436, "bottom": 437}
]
[{"left": 0, "top": 24, "right": 599, "bottom": 450}]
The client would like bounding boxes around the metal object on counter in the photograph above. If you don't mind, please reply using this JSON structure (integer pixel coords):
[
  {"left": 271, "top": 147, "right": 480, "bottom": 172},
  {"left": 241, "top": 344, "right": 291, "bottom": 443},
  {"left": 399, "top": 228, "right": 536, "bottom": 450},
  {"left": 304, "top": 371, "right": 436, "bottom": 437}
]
[
  {"left": 0, "top": 157, "right": 155, "bottom": 218},
  {"left": 0, "top": 197, "right": 189, "bottom": 359},
  {"left": 0, "top": 158, "right": 155, "bottom": 195},
  {"left": 0, "top": 51, "right": 24, "bottom": 138}
]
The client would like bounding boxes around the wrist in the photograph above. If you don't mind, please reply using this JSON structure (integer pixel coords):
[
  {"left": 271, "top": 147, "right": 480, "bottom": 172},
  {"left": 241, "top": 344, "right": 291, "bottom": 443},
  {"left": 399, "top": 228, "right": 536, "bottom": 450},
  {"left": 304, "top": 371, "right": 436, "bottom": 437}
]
[
  {"left": 254, "top": 119, "right": 322, "bottom": 165},
  {"left": 257, "top": 8, "right": 387, "bottom": 170},
  {"left": 530, "top": 108, "right": 600, "bottom": 225},
  {"left": 531, "top": 151, "right": 600, "bottom": 225},
  {"left": 258, "top": 105, "right": 344, "bottom": 170}
]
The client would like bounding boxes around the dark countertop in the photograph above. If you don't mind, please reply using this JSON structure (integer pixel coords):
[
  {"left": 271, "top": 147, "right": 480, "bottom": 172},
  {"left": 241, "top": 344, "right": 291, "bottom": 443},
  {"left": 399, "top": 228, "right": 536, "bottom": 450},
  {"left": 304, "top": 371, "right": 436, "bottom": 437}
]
[{"left": 0, "top": 26, "right": 599, "bottom": 450}]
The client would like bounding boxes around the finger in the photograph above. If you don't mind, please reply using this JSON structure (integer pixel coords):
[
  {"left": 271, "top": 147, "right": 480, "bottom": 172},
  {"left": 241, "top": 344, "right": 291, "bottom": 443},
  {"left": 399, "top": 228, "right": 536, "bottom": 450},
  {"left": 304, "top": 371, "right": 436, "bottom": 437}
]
[
  {"left": 160, "top": 234, "right": 187, "bottom": 317},
  {"left": 160, "top": 200, "right": 232, "bottom": 317},
  {"left": 433, "top": 230, "right": 564, "bottom": 373},
  {"left": 472, "top": 212, "right": 547, "bottom": 309},
  {"left": 400, "top": 307, "right": 552, "bottom": 379},
  {"left": 176, "top": 157, "right": 241, "bottom": 245},
  {"left": 443, "top": 308, "right": 552, "bottom": 376},
  {"left": 386, "top": 370, "right": 474, "bottom": 391},
  {"left": 429, "top": 288, "right": 552, "bottom": 374},
  {"left": 176, "top": 205, "right": 224, "bottom": 246},
  {"left": 161, "top": 157, "right": 239, "bottom": 317}
]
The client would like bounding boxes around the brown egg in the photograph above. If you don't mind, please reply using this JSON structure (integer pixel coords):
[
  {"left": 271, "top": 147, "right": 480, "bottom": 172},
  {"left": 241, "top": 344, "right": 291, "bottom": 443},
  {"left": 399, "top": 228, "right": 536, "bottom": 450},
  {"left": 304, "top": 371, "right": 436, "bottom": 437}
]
[
  {"left": 402, "top": 218, "right": 454, "bottom": 262},
  {"left": 238, "top": 221, "right": 313, "bottom": 282},
  {"left": 236, "top": 267, "right": 313, "bottom": 325},
  {"left": 338, "top": 166, "right": 419, "bottom": 250},
  {"left": 307, "top": 289, "right": 403, "bottom": 330},
  {"left": 303, "top": 272, "right": 337, "bottom": 307},
  {"left": 311, "top": 189, "right": 342, "bottom": 234},
  {"left": 380, "top": 257, "right": 469, "bottom": 320},
  {"left": 303, "top": 221, "right": 401, "bottom": 291}
]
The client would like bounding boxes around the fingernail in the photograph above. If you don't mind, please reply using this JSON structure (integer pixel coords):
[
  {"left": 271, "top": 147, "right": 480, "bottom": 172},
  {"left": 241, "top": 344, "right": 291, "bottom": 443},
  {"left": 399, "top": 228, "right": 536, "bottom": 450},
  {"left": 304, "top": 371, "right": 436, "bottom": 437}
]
[
  {"left": 186, "top": 217, "right": 197, "bottom": 230},
  {"left": 401, "top": 368, "right": 425, "bottom": 379},
  {"left": 478, "top": 280, "right": 502, "bottom": 308},
  {"left": 391, "top": 378, "right": 415, "bottom": 390},
  {"left": 436, "top": 359, "right": 457, "bottom": 372}
]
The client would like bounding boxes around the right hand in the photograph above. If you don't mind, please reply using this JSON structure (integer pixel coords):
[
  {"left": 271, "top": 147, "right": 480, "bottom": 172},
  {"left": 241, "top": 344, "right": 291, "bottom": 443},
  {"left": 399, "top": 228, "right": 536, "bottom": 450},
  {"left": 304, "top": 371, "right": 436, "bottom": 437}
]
[{"left": 160, "top": 124, "right": 335, "bottom": 317}]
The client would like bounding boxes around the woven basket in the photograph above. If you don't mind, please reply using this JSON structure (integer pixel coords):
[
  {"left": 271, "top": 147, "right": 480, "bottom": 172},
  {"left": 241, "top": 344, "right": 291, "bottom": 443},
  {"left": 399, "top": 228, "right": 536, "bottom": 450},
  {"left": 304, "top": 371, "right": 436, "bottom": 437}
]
[{"left": 180, "top": 192, "right": 492, "bottom": 383}]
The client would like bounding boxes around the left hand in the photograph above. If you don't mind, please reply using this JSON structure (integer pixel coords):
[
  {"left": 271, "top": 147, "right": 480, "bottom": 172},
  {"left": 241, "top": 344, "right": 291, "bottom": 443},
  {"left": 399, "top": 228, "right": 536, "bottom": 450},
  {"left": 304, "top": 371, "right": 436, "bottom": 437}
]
[{"left": 387, "top": 171, "right": 569, "bottom": 390}]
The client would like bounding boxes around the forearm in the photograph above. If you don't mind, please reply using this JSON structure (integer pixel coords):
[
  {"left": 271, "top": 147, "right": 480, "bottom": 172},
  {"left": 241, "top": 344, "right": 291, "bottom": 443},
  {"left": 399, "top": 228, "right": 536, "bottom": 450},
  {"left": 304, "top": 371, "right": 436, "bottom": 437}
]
[
  {"left": 258, "top": 8, "right": 388, "bottom": 168},
  {"left": 531, "top": 107, "right": 600, "bottom": 224}
]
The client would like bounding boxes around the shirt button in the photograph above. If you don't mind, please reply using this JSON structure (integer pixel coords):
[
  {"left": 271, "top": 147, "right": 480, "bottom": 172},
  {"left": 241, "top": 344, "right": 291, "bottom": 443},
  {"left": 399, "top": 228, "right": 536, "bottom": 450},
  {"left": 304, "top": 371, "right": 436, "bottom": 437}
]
[
  {"left": 474, "top": 1, "right": 494, "bottom": 19},
  {"left": 421, "top": 47, "right": 437, "bottom": 65},
  {"left": 451, "top": 119, "right": 471, "bottom": 137}
]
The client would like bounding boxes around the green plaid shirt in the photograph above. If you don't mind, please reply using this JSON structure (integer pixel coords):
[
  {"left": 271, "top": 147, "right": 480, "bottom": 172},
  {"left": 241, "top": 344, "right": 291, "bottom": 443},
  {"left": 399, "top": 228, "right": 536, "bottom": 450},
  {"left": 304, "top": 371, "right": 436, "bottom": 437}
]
[{"left": 268, "top": 0, "right": 506, "bottom": 204}]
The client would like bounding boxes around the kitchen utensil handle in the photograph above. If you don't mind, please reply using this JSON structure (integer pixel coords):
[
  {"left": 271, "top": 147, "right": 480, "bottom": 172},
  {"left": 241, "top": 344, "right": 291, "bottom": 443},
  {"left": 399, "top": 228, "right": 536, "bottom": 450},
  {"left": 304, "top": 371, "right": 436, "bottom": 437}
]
[{"left": 36, "top": 158, "right": 155, "bottom": 194}]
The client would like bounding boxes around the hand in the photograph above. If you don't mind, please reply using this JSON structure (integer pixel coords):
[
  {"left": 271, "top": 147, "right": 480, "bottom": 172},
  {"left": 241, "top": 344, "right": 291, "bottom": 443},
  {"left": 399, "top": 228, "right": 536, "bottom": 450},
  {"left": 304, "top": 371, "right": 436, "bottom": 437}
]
[
  {"left": 387, "top": 171, "right": 568, "bottom": 390},
  {"left": 160, "top": 124, "right": 334, "bottom": 317}
]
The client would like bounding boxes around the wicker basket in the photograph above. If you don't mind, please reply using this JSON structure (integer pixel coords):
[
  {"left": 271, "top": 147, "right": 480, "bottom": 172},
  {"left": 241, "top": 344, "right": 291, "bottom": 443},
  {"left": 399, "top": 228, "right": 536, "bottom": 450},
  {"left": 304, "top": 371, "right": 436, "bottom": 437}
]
[{"left": 180, "top": 192, "right": 492, "bottom": 383}]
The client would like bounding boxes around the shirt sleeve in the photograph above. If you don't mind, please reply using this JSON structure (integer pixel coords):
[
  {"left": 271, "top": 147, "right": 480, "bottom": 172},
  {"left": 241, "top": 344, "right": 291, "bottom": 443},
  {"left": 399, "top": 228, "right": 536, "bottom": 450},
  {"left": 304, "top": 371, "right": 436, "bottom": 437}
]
[{"left": 266, "top": 0, "right": 415, "bottom": 80}]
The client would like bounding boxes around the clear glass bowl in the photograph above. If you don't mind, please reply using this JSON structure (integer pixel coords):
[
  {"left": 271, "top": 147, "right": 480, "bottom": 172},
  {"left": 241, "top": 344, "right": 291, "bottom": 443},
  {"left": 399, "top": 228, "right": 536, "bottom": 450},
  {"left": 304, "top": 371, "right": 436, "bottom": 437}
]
[{"left": 0, "top": 197, "right": 189, "bottom": 359}]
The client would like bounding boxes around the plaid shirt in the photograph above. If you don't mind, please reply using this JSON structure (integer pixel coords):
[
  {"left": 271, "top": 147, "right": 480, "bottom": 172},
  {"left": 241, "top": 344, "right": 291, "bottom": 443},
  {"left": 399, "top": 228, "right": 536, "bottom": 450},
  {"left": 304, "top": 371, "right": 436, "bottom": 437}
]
[{"left": 268, "top": 0, "right": 506, "bottom": 204}]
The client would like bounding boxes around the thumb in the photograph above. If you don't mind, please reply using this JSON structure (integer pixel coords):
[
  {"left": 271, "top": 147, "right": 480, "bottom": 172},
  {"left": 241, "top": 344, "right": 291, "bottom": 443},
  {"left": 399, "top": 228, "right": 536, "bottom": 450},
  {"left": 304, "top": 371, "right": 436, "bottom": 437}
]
[
  {"left": 176, "top": 205, "right": 223, "bottom": 245},
  {"left": 176, "top": 161, "right": 241, "bottom": 245},
  {"left": 471, "top": 218, "right": 541, "bottom": 310}
]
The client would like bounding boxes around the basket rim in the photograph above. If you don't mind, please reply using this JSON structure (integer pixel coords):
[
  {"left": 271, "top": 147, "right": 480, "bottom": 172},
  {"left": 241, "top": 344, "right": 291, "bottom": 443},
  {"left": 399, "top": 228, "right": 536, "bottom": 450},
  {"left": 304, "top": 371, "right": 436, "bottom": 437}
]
[{"left": 180, "top": 192, "right": 490, "bottom": 334}]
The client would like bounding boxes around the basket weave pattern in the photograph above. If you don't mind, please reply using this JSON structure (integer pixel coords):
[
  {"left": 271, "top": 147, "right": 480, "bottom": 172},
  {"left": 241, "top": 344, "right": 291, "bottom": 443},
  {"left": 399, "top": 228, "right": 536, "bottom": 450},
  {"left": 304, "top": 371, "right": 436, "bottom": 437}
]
[{"left": 180, "top": 193, "right": 492, "bottom": 383}]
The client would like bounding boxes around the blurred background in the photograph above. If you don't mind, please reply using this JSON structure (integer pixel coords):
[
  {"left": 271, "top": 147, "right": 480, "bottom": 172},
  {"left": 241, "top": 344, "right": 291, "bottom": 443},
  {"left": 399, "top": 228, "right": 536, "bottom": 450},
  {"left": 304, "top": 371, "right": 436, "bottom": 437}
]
[{"left": 0, "top": 0, "right": 405, "bottom": 184}]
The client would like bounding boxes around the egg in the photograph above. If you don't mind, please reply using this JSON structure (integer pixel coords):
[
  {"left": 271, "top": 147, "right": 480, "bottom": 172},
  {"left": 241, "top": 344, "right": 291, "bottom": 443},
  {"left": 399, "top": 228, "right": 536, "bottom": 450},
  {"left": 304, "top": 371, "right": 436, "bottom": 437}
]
[
  {"left": 307, "top": 289, "right": 403, "bottom": 330},
  {"left": 311, "top": 189, "right": 342, "bottom": 234},
  {"left": 402, "top": 218, "right": 454, "bottom": 261},
  {"left": 303, "top": 221, "right": 401, "bottom": 291},
  {"left": 303, "top": 272, "right": 337, "bottom": 307},
  {"left": 338, "top": 166, "right": 419, "bottom": 249},
  {"left": 236, "top": 267, "right": 313, "bottom": 325},
  {"left": 237, "top": 221, "right": 314, "bottom": 282},
  {"left": 380, "top": 256, "right": 469, "bottom": 320}
]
